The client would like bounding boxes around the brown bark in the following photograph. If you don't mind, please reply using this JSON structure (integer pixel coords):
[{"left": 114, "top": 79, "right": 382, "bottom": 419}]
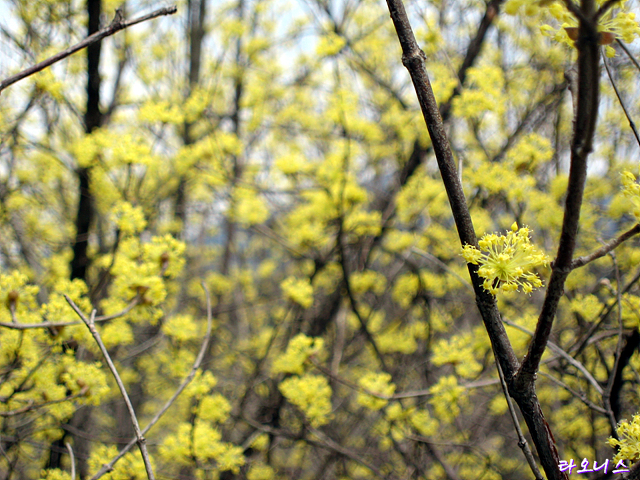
[{"left": 381, "top": 0, "right": 607, "bottom": 477}]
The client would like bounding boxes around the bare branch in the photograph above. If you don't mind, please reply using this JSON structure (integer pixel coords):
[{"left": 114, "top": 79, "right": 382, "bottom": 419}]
[
  {"left": 65, "top": 297, "right": 156, "bottom": 480},
  {"left": 616, "top": 39, "right": 640, "bottom": 72},
  {"left": 503, "top": 318, "right": 603, "bottom": 395},
  {"left": 0, "top": 385, "right": 89, "bottom": 417},
  {"left": 384, "top": 0, "right": 518, "bottom": 381},
  {"left": 602, "top": 50, "right": 640, "bottom": 149},
  {"left": 602, "top": 253, "right": 624, "bottom": 435},
  {"left": 65, "top": 442, "right": 76, "bottom": 480},
  {"left": 439, "top": 0, "right": 504, "bottom": 120},
  {"left": 570, "top": 266, "right": 640, "bottom": 357},
  {"left": 336, "top": 224, "right": 389, "bottom": 371},
  {"left": 89, "top": 283, "right": 214, "bottom": 480},
  {"left": 410, "top": 247, "right": 474, "bottom": 293},
  {"left": 571, "top": 224, "right": 640, "bottom": 269},
  {"left": 494, "top": 353, "right": 544, "bottom": 480},
  {"left": 538, "top": 371, "right": 607, "bottom": 414},
  {"left": 0, "top": 6, "right": 177, "bottom": 94},
  {"left": 0, "top": 295, "right": 141, "bottom": 331},
  {"left": 518, "top": 4, "right": 601, "bottom": 390},
  {"left": 381, "top": 1, "right": 576, "bottom": 477},
  {"left": 243, "top": 416, "right": 390, "bottom": 479}
]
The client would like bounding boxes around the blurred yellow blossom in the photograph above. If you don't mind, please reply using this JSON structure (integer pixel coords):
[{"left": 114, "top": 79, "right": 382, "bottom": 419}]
[
  {"left": 622, "top": 171, "right": 640, "bottom": 222},
  {"left": 281, "top": 276, "right": 314, "bottom": 308},
  {"left": 279, "top": 374, "right": 333, "bottom": 427}
]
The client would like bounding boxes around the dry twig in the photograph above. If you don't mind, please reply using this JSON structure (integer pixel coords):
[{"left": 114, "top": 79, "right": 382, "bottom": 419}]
[{"left": 0, "top": 6, "right": 177, "bottom": 94}]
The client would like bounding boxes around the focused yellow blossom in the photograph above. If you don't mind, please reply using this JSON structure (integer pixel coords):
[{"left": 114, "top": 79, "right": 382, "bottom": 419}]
[
  {"left": 461, "top": 223, "right": 549, "bottom": 295},
  {"left": 608, "top": 414, "right": 640, "bottom": 464}
]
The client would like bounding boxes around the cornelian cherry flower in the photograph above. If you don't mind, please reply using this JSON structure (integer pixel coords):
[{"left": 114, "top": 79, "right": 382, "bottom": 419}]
[{"left": 461, "top": 223, "right": 549, "bottom": 295}]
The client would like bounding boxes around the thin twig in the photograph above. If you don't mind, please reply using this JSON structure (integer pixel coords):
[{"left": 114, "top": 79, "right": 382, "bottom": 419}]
[
  {"left": 538, "top": 371, "right": 607, "bottom": 414},
  {"left": 616, "top": 39, "right": 640, "bottom": 72},
  {"left": 602, "top": 50, "right": 640, "bottom": 148},
  {"left": 494, "top": 352, "right": 544, "bottom": 480},
  {"left": 0, "top": 6, "right": 177, "bottom": 94},
  {"left": 243, "top": 415, "right": 390, "bottom": 479},
  {"left": 309, "top": 359, "right": 393, "bottom": 399},
  {"left": 336, "top": 220, "right": 389, "bottom": 371},
  {"left": 0, "top": 385, "right": 89, "bottom": 417},
  {"left": 420, "top": 440, "right": 462, "bottom": 480},
  {"left": 65, "top": 442, "right": 76, "bottom": 480},
  {"left": 503, "top": 318, "right": 603, "bottom": 395},
  {"left": 252, "top": 224, "right": 308, "bottom": 259},
  {"left": 410, "top": 247, "right": 474, "bottom": 293},
  {"left": 570, "top": 266, "right": 640, "bottom": 356},
  {"left": 88, "top": 282, "right": 214, "bottom": 480},
  {"left": 571, "top": 223, "right": 640, "bottom": 269},
  {"left": 65, "top": 297, "right": 155, "bottom": 480},
  {"left": 602, "top": 253, "right": 624, "bottom": 435},
  {"left": 0, "top": 296, "right": 142, "bottom": 331},
  {"left": 439, "top": 0, "right": 505, "bottom": 120}
]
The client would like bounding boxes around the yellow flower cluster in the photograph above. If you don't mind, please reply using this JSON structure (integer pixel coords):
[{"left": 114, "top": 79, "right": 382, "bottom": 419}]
[
  {"left": 461, "top": 223, "right": 548, "bottom": 295},
  {"left": 429, "top": 375, "right": 467, "bottom": 424},
  {"left": 111, "top": 201, "right": 147, "bottom": 236},
  {"left": 280, "top": 276, "right": 314, "bottom": 309},
  {"left": 0, "top": 271, "right": 39, "bottom": 324},
  {"left": 622, "top": 171, "right": 640, "bottom": 222},
  {"left": 431, "top": 332, "right": 483, "bottom": 379},
  {"left": 247, "top": 463, "right": 276, "bottom": 480},
  {"left": 608, "top": 414, "right": 640, "bottom": 463},
  {"left": 159, "top": 422, "right": 244, "bottom": 472},
  {"left": 279, "top": 374, "right": 333, "bottom": 427},
  {"left": 272, "top": 334, "right": 324, "bottom": 375},
  {"left": 506, "top": 0, "right": 640, "bottom": 57},
  {"left": 357, "top": 372, "right": 395, "bottom": 411},
  {"left": 86, "top": 444, "right": 150, "bottom": 480}
]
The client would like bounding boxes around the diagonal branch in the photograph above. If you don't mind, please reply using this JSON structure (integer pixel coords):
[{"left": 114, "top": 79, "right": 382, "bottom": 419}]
[
  {"left": 602, "top": 50, "right": 640, "bottom": 149},
  {"left": 518, "top": 5, "right": 602, "bottom": 386},
  {"left": 382, "top": 0, "right": 577, "bottom": 478},
  {"left": 602, "top": 253, "right": 624, "bottom": 435},
  {"left": 383, "top": 0, "right": 518, "bottom": 390},
  {"left": 65, "top": 298, "right": 156, "bottom": 480},
  {"left": 570, "top": 223, "right": 640, "bottom": 269},
  {"left": 439, "top": 0, "right": 505, "bottom": 121},
  {"left": 0, "top": 6, "right": 177, "bottom": 94},
  {"left": 89, "top": 283, "right": 214, "bottom": 480}
]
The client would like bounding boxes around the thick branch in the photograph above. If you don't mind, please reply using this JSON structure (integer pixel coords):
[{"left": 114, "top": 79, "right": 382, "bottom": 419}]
[
  {"left": 383, "top": 1, "right": 573, "bottom": 478},
  {"left": 383, "top": 0, "right": 518, "bottom": 387},
  {"left": 518, "top": 4, "right": 601, "bottom": 384}
]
